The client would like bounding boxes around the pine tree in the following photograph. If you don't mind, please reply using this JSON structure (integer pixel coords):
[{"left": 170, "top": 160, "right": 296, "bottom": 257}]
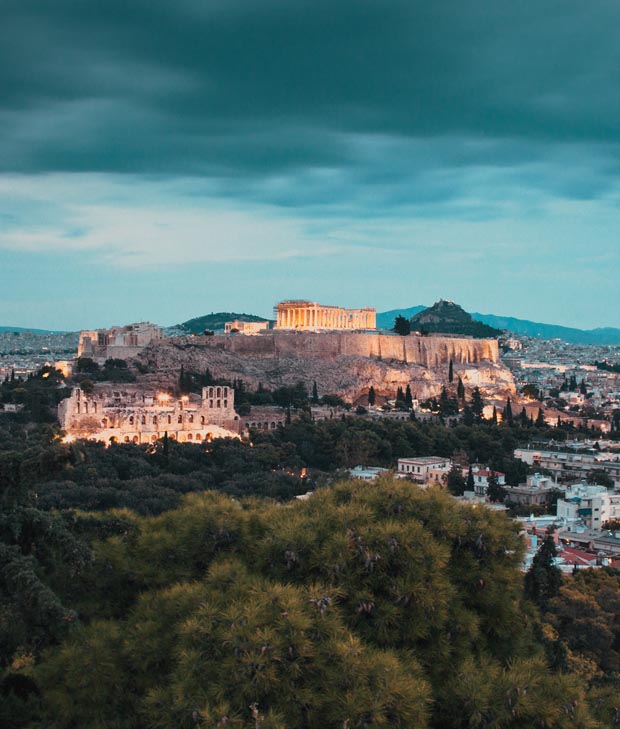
[
  {"left": 448, "top": 359, "right": 454, "bottom": 383},
  {"left": 393, "top": 315, "right": 411, "bottom": 336},
  {"left": 368, "top": 386, "right": 376, "bottom": 406}
]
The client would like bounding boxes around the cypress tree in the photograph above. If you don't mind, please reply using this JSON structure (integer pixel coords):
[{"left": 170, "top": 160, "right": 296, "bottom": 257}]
[
  {"left": 470, "top": 387, "right": 484, "bottom": 420},
  {"left": 491, "top": 406, "right": 498, "bottom": 425},
  {"left": 448, "top": 359, "right": 454, "bottom": 383},
  {"left": 312, "top": 381, "right": 319, "bottom": 404},
  {"left": 504, "top": 397, "right": 513, "bottom": 425},
  {"left": 524, "top": 533, "right": 563, "bottom": 611},
  {"left": 405, "top": 384, "right": 413, "bottom": 408},
  {"left": 457, "top": 377, "right": 465, "bottom": 400},
  {"left": 467, "top": 464, "right": 475, "bottom": 491},
  {"left": 368, "top": 386, "right": 376, "bottom": 406}
]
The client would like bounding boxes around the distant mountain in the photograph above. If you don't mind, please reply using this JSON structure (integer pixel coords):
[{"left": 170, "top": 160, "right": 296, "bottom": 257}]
[
  {"left": 410, "top": 300, "right": 503, "bottom": 338},
  {"left": 178, "top": 312, "right": 272, "bottom": 334},
  {"left": 470, "top": 313, "right": 620, "bottom": 345},
  {"left": 0, "top": 326, "right": 70, "bottom": 334},
  {"left": 376, "top": 306, "right": 426, "bottom": 329}
]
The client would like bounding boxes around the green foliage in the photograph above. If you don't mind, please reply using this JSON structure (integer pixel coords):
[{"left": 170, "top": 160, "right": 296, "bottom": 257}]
[
  {"left": 31, "top": 481, "right": 538, "bottom": 728},
  {"left": 524, "top": 534, "right": 562, "bottom": 611},
  {"left": 393, "top": 315, "right": 411, "bottom": 336},
  {"left": 586, "top": 468, "right": 614, "bottom": 488},
  {"left": 411, "top": 301, "right": 503, "bottom": 338}
]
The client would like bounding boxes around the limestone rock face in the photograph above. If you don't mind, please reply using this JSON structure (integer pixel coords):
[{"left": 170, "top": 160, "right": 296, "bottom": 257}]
[{"left": 136, "top": 332, "right": 515, "bottom": 401}]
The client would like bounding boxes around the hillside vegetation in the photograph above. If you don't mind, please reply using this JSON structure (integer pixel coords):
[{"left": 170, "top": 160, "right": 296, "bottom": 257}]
[
  {"left": 411, "top": 300, "right": 503, "bottom": 338},
  {"left": 179, "top": 312, "right": 272, "bottom": 334}
]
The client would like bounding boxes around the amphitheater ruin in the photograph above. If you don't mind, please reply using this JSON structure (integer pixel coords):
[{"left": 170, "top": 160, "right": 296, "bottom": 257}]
[{"left": 58, "top": 385, "right": 241, "bottom": 444}]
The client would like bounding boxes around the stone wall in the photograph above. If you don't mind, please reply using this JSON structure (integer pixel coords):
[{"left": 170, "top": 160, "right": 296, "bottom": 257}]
[
  {"left": 136, "top": 331, "right": 512, "bottom": 404},
  {"left": 217, "top": 331, "right": 498, "bottom": 366}
]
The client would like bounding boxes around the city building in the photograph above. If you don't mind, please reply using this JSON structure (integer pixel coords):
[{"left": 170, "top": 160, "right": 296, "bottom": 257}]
[
  {"left": 275, "top": 301, "right": 376, "bottom": 330},
  {"left": 556, "top": 481, "right": 620, "bottom": 530},
  {"left": 505, "top": 473, "right": 558, "bottom": 507},
  {"left": 58, "top": 385, "right": 240, "bottom": 444},
  {"left": 467, "top": 467, "right": 506, "bottom": 497},
  {"left": 397, "top": 456, "right": 452, "bottom": 484}
]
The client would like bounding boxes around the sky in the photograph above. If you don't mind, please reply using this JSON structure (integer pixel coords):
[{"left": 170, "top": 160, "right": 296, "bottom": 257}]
[{"left": 1, "top": 0, "right": 619, "bottom": 331}]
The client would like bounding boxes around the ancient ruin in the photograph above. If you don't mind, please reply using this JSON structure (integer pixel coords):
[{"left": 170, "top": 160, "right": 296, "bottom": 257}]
[
  {"left": 78, "top": 322, "right": 164, "bottom": 362},
  {"left": 275, "top": 301, "right": 376, "bottom": 330},
  {"left": 58, "top": 385, "right": 240, "bottom": 444}
]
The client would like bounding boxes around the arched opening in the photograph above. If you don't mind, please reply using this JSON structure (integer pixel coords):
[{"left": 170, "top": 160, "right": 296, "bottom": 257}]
[
  {"left": 141, "top": 415, "right": 146, "bottom": 425},
  {"left": 153, "top": 416, "right": 158, "bottom": 425},
  {"left": 200, "top": 415, "right": 205, "bottom": 424},
  {"left": 129, "top": 415, "right": 134, "bottom": 425},
  {"left": 123, "top": 436, "right": 130, "bottom": 443},
  {"left": 151, "top": 434, "right": 157, "bottom": 442},
  {"left": 132, "top": 435, "right": 139, "bottom": 443},
  {"left": 167, "top": 415, "right": 172, "bottom": 424},
  {"left": 178, "top": 415, "right": 183, "bottom": 424},
  {"left": 189, "top": 414, "right": 194, "bottom": 423}
]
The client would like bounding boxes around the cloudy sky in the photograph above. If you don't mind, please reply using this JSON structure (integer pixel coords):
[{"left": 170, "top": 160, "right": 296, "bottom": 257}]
[{"left": 1, "top": 0, "right": 619, "bottom": 330}]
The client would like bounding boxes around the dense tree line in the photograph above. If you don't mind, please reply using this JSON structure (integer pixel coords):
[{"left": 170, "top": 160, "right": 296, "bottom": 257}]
[{"left": 6, "top": 480, "right": 617, "bottom": 728}]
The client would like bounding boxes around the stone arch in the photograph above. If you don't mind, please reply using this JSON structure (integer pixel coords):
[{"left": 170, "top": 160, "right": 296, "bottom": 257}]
[{"left": 132, "top": 435, "right": 139, "bottom": 443}]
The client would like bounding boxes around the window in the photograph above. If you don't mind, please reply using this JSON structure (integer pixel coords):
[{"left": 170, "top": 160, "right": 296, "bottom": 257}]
[
  {"left": 142, "top": 415, "right": 146, "bottom": 425},
  {"left": 189, "top": 414, "right": 194, "bottom": 423},
  {"left": 178, "top": 415, "right": 183, "bottom": 423},
  {"left": 129, "top": 416, "right": 134, "bottom": 425},
  {"left": 153, "top": 416, "right": 158, "bottom": 425}
]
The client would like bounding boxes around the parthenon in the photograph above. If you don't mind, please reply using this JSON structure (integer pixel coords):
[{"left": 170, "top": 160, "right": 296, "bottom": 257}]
[{"left": 275, "top": 301, "right": 376, "bottom": 330}]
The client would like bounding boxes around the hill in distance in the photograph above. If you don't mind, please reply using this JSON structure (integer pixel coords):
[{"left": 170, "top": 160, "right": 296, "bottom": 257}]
[
  {"left": 0, "top": 326, "right": 71, "bottom": 335},
  {"left": 410, "top": 300, "right": 503, "bottom": 338},
  {"left": 377, "top": 306, "right": 620, "bottom": 345},
  {"left": 177, "top": 312, "right": 272, "bottom": 334}
]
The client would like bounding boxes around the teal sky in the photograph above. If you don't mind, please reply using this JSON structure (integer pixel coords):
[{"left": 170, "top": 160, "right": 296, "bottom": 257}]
[{"left": 1, "top": 0, "right": 619, "bottom": 330}]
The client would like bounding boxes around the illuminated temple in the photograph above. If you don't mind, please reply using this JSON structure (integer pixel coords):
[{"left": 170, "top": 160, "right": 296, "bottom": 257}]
[{"left": 275, "top": 301, "right": 376, "bottom": 330}]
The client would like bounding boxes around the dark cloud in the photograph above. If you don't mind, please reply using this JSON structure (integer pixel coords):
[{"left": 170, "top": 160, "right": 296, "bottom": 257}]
[{"left": 1, "top": 0, "right": 619, "bottom": 208}]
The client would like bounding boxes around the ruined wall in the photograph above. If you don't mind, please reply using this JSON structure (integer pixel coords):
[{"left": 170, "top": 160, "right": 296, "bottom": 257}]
[
  {"left": 219, "top": 331, "right": 498, "bottom": 366},
  {"left": 137, "top": 331, "right": 512, "bottom": 404}
]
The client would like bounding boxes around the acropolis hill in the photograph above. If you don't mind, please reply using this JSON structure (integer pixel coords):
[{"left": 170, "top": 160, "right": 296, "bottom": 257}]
[{"left": 135, "top": 329, "right": 514, "bottom": 402}]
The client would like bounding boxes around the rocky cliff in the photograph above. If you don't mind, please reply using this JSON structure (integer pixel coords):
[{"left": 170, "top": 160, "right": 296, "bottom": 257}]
[{"left": 136, "top": 331, "right": 514, "bottom": 401}]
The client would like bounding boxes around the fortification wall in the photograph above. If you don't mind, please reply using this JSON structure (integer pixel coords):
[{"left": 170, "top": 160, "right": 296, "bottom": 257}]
[{"left": 220, "top": 332, "right": 498, "bottom": 366}]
